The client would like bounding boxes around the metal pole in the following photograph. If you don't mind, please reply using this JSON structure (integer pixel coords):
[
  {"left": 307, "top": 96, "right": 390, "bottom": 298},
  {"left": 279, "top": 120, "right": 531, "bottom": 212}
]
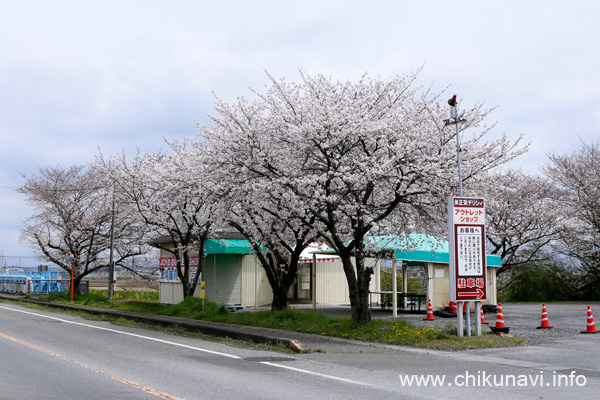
[
  {"left": 108, "top": 189, "right": 116, "bottom": 300},
  {"left": 447, "top": 95, "right": 471, "bottom": 337},
  {"left": 64, "top": 253, "right": 75, "bottom": 301},
  {"left": 402, "top": 261, "right": 408, "bottom": 309},
  {"left": 465, "top": 300, "right": 471, "bottom": 337},
  {"left": 450, "top": 97, "right": 483, "bottom": 338},
  {"left": 454, "top": 105, "right": 463, "bottom": 197},
  {"left": 71, "top": 262, "right": 74, "bottom": 302},
  {"left": 392, "top": 258, "right": 397, "bottom": 318},
  {"left": 457, "top": 301, "right": 464, "bottom": 337},
  {"left": 312, "top": 253, "right": 317, "bottom": 311},
  {"left": 456, "top": 107, "right": 475, "bottom": 336},
  {"left": 475, "top": 300, "right": 482, "bottom": 336},
  {"left": 446, "top": 96, "right": 464, "bottom": 197}
]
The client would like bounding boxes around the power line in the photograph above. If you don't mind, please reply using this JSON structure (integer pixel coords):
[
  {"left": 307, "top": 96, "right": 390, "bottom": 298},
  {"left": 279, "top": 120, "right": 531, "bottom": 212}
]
[{"left": 0, "top": 256, "right": 40, "bottom": 259}]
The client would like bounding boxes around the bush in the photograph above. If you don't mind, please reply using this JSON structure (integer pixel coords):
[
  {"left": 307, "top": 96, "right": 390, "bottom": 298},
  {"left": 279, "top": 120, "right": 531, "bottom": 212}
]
[
  {"left": 500, "top": 263, "right": 577, "bottom": 302},
  {"left": 380, "top": 267, "right": 425, "bottom": 293}
]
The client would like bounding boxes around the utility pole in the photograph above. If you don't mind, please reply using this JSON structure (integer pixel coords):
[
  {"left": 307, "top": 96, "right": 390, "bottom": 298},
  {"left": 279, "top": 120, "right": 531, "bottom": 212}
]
[
  {"left": 65, "top": 253, "right": 75, "bottom": 302},
  {"left": 108, "top": 189, "right": 116, "bottom": 300}
]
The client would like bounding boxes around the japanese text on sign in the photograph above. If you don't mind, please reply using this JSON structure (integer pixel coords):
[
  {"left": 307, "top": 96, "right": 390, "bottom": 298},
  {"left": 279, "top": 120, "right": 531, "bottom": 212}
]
[
  {"left": 159, "top": 256, "right": 200, "bottom": 268},
  {"left": 456, "top": 226, "right": 483, "bottom": 276},
  {"left": 457, "top": 277, "right": 485, "bottom": 289},
  {"left": 159, "top": 257, "right": 200, "bottom": 282},
  {"left": 454, "top": 208, "right": 485, "bottom": 224},
  {"left": 448, "top": 197, "right": 488, "bottom": 302},
  {"left": 454, "top": 198, "right": 484, "bottom": 207}
]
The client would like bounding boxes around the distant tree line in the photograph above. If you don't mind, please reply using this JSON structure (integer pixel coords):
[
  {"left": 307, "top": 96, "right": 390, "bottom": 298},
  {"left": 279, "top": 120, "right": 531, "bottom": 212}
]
[{"left": 494, "top": 140, "right": 600, "bottom": 301}]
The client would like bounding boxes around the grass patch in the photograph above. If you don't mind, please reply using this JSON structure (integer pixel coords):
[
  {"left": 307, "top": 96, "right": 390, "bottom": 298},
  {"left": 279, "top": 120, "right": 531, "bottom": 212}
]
[
  {"left": 218, "top": 308, "right": 526, "bottom": 350},
  {"left": 21, "top": 290, "right": 527, "bottom": 351}
]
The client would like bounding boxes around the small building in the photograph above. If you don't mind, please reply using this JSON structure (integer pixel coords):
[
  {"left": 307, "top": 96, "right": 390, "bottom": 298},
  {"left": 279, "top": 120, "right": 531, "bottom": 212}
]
[
  {"left": 364, "top": 235, "right": 500, "bottom": 311},
  {"left": 157, "top": 237, "right": 380, "bottom": 306},
  {"left": 156, "top": 234, "right": 500, "bottom": 311}
]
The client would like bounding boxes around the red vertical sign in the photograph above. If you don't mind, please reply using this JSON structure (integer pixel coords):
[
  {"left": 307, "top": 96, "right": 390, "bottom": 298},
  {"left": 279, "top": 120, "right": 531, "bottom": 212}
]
[{"left": 448, "top": 197, "right": 487, "bottom": 301}]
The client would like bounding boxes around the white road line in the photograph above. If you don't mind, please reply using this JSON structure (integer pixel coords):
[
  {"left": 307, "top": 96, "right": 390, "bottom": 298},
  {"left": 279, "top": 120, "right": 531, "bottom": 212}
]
[
  {"left": 1, "top": 304, "right": 373, "bottom": 387},
  {"left": 0, "top": 305, "right": 241, "bottom": 359},
  {"left": 260, "top": 361, "right": 373, "bottom": 387}
]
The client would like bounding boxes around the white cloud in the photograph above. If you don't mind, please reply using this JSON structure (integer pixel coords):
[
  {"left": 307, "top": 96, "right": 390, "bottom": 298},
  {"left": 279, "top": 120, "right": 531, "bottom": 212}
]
[{"left": 1, "top": 0, "right": 599, "bottom": 264}]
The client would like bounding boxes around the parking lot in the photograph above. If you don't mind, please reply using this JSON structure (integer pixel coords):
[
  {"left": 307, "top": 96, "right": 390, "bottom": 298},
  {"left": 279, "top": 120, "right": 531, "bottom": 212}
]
[
  {"left": 289, "top": 302, "right": 600, "bottom": 398},
  {"left": 396, "top": 302, "right": 599, "bottom": 343}
]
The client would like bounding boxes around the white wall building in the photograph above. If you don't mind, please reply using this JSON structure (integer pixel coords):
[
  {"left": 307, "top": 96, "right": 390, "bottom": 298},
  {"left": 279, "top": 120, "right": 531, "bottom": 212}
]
[{"left": 157, "top": 235, "right": 500, "bottom": 311}]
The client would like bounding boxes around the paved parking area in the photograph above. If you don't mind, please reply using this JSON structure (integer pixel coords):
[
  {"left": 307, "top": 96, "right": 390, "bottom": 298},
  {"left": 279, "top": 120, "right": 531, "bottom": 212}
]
[
  {"left": 400, "top": 303, "right": 599, "bottom": 343},
  {"left": 290, "top": 302, "right": 600, "bottom": 345},
  {"left": 294, "top": 303, "right": 600, "bottom": 398}
]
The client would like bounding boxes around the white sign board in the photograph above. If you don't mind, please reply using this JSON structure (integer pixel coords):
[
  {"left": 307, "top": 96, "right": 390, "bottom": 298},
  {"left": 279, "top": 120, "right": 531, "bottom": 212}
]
[{"left": 448, "top": 197, "right": 487, "bottom": 301}]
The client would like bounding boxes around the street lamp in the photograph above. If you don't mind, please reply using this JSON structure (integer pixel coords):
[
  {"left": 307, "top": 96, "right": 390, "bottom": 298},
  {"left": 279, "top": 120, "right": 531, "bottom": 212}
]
[
  {"left": 445, "top": 95, "right": 479, "bottom": 337},
  {"left": 446, "top": 94, "right": 466, "bottom": 336},
  {"left": 444, "top": 94, "right": 466, "bottom": 196}
]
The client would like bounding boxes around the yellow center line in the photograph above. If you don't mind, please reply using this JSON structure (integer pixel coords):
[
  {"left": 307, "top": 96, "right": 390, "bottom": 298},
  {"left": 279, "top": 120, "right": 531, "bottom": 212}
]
[{"left": 0, "top": 332, "right": 185, "bottom": 400}]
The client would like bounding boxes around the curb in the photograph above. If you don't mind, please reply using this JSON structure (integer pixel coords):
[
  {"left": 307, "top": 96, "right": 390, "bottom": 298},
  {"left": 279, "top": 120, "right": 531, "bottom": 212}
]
[{"left": 0, "top": 295, "right": 309, "bottom": 353}]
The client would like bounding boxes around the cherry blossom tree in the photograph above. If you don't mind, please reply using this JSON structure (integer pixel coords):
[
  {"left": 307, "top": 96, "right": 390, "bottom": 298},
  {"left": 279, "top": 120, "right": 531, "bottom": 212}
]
[
  {"left": 199, "top": 115, "right": 320, "bottom": 309},
  {"left": 18, "top": 165, "right": 149, "bottom": 293},
  {"left": 200, "top": 70, "right": 526, "bottom": 325},
  {"left": 225, "top": 180, "right": 318, "bottom": 310},
  {"left": 545, "top": 139, "right": 600, "bottom": 296},
  {"left": 228, "top": 196, "right": 318, "bottom": 310},
  {"left": 103, "top": 143, "right": 216, "bottom": 298},
  {"left": 466, "top": 169, "right": 565, "bottom": 276}
]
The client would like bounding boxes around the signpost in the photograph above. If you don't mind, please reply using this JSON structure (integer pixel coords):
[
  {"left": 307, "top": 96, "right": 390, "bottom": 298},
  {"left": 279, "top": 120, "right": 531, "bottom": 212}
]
[
  {"left": 445, "top": 95, "right": 488, "bottom": 337},
  {"left": 448, "top": 197, "right": 487, "bottom": 337},
  {"left": 65, "top": 253, "right": 75, "bottom": 302},
  {"left": 201, "top": 281, "right": 206, "bottom": 312}
]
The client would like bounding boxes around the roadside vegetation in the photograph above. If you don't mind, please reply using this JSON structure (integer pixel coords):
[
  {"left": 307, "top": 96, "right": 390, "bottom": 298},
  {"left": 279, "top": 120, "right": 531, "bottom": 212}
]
[
  {"left": 380, "top": 267, "right": 425, "bottom": 293},
  {"left": 498, "top": 259, "right": 599, "bottom": 303},
  {"left": 23, "top": 290, "right": 526, "bottom": 351}
]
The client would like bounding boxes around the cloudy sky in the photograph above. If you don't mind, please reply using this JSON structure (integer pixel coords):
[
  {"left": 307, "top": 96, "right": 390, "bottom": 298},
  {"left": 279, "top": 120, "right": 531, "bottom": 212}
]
[{"left": 1, "top": 1, "right": 598, "bottom": 267}]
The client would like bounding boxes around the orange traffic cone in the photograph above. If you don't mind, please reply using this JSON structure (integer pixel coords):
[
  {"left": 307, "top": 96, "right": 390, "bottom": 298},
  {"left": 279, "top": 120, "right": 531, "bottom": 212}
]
[
  {"left": 581, "top": 305, "right": 600, "bottom": 334},
  {"left": 537, "top": 303, "right": 553, "bottom": 329},
  {"left": 480, "top": 307, "right": 488, "bottom": 325},
  {"left": 490, "top": 303, "right": 510, "bottom": 334},
  {"left": 450, "top": 301, "right": 458, "bottom": 314},
  {"left": 495, "top": 303, "right": 506, "bottom": 328},
  {"left": 423, "top": 299, "right": 436, "bottom": 321}
]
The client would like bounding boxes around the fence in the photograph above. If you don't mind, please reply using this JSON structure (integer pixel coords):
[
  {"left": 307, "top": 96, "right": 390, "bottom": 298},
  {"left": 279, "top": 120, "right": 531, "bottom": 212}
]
[{"left": 0, "top": 271, "right": 70, "bottom": 295}]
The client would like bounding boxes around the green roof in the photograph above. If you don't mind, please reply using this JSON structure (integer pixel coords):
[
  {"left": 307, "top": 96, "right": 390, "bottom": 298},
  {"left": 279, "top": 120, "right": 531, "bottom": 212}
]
[
  {"left": 203, "top": 239, "right": 255, "bottom": 255},
  {"left": 365, "top": 235, "right": 502, "bottom": 266},
  {"left": 202, "top": 235, "right": 502, "bottom": 266}
]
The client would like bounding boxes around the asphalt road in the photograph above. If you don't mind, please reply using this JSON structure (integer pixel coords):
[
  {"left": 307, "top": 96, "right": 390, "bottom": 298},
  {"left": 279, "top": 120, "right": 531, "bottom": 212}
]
[{"left": 1, "top": 302, "right": 599, "bottom": 399}]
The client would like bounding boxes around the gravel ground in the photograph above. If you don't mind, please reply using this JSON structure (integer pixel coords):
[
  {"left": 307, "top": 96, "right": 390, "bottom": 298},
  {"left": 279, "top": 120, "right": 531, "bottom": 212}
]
[
  {"left": 396, "top": 302, "right": 599, "bottom": 343},
  {"left": 287, "top": 302, "right": 600, "bottom": 345}
]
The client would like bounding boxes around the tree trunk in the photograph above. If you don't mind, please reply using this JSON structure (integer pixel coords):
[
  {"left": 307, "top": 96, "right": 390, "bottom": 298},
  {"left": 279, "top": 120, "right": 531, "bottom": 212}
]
[
  {"left": 354, "top": 262, "right": 373, "bottom": 325},
  {"left": 181, "top": 273, "right": 193, "bottom": 298},
  {"left": 271, "top": 285, "right": 289, "bottom": 310},
  {"left": 73, "top": 275, "right": 83, "bottom": 296},
  {"left": 182, "top": 250, "right": 192, "bottom": 298},
  {"left": 340, "top": 251, "right": 372, "bottom": 326}
]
